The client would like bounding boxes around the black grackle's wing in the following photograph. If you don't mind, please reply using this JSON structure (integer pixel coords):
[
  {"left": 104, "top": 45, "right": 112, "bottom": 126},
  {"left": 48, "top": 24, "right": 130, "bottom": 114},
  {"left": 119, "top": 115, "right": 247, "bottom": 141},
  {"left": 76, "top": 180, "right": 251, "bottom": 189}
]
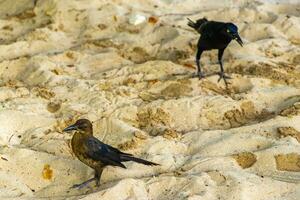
[
  {"left": 85, "top": 137, "right": 126, "bottom": 168},
  {"left": 200, "top": 21, "right": 227, "bottom": 39}
]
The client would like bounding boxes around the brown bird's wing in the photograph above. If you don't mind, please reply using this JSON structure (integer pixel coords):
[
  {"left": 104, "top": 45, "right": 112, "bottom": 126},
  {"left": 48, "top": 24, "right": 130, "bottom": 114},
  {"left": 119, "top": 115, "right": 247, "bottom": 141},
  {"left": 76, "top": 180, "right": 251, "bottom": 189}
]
[
  {"left": 104, "top": 144, "right": 133, "bottom": 157},
  {"left": 85, "top": 137, "right": 126, "bottom": 168},
  {"left": 85, "top": 137, "right": 158, "bottom": 168}
]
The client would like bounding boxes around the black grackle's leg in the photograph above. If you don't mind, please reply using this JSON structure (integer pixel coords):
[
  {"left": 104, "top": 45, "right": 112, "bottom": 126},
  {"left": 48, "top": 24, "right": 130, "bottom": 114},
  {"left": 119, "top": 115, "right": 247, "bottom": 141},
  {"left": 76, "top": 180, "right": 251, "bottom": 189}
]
[
  {"left": 217, "top": 48, "right": 231, "bottom": 86},
  {"left": 195, "top": 48, "right": 205, "bottom": 79}
]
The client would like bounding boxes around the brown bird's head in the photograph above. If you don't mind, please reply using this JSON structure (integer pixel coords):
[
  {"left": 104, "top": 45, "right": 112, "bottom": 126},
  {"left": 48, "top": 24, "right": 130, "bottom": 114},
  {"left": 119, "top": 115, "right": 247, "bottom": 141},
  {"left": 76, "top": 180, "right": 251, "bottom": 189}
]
[{"left": 63, "top": 119, "right": 93, "bottom": 135}]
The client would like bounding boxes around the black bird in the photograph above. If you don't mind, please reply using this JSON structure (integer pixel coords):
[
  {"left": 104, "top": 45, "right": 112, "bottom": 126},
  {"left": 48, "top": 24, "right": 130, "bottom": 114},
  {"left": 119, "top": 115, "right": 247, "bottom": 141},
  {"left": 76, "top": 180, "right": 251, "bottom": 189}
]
[
  {"left": 188, "top": 17, "right": 243, "bottom": 85},
  {"left": 63, "top": 119, "right": 158, "bottom": 189}
]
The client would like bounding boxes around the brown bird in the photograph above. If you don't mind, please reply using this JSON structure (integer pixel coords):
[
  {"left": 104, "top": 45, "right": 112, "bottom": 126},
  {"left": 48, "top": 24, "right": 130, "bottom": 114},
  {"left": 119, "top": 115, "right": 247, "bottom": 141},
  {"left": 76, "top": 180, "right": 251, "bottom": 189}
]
[{"left": 63, "top": 119, "right": 158, "bottom": 189}]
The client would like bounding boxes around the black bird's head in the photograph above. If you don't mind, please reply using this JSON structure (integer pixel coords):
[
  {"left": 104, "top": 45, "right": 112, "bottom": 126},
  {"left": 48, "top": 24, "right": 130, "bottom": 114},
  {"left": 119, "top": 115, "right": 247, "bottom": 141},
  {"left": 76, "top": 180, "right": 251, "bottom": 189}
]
[
  {"left": 225, "top": 23, "right": 243, "bottom": 47},
  {"left": 63, "top": 119, "right": 93, "bottom": 135}
]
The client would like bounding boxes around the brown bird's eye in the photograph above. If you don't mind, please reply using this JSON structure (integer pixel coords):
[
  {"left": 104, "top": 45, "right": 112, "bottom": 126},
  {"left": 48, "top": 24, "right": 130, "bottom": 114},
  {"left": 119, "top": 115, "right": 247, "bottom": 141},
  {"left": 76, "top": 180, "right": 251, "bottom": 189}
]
[{"left": 80, "top": 124, "right": 87, "bottom": 129}]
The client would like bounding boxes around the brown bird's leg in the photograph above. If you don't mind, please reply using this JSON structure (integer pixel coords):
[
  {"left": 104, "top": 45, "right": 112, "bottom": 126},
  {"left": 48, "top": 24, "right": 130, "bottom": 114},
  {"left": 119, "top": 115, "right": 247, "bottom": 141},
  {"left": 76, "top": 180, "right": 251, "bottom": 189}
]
[
  {"left": 71, "top": 177, "right": 97, "bottom": 189},
  {"left": 95, "top": 168, "right": 104, "bottom": 187},
  {"left": 217, "top": 48, "right": 231, "bottom": 86},
  {"left": 71, "top": 170, "right": 101, "bottom": 189}
]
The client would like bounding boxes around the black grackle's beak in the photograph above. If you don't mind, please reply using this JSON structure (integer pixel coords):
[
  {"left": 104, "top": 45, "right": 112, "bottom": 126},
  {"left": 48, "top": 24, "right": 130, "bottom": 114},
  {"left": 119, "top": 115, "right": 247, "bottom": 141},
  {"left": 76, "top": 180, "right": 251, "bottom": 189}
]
[
  {"left": 234, "top": 34, "right": 243, "bottom": 47},
  {"left": 63, "top": 124, "right": 77, "bottom": 132}
]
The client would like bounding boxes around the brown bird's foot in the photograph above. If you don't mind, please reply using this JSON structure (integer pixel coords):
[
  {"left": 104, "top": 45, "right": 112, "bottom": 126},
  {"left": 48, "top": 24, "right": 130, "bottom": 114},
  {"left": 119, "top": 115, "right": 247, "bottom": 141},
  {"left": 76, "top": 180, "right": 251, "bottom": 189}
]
[
  {"left": 192, "top": 72, "right": 205, "bottom": 79},
  {"left": 95, "top": 179, "right": 100, "bottom": 187},
  {"left": 217, "top": 72, "right": 232, "bottom": 86},
  {"left": 70, "top": 177, "right": 97, "bottom": 190}
]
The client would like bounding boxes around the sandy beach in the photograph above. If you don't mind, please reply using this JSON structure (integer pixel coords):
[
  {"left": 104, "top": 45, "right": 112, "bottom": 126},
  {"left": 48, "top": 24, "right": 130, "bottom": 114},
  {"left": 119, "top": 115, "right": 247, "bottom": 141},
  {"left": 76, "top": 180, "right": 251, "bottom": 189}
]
[{"left": 0, "top": 0, "right": 299, "bottom": 199}]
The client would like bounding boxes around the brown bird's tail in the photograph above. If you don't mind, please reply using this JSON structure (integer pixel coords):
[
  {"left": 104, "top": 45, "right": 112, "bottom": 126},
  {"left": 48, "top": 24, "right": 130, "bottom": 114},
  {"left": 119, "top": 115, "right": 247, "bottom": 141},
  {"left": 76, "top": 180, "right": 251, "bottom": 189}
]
[
  {"left": 187, "top": 17, "right": 208, "bottom": 32},
  {"left": 120, "top": 155, "right": 159, "bottom": 166}
]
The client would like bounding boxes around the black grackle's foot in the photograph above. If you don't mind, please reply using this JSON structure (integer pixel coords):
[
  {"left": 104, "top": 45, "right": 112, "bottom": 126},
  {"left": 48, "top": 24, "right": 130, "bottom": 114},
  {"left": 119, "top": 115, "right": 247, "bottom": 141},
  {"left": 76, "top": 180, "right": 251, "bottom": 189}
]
[
  {"left": 217, "top": 72, "right": 232, "bottom": 86},
  {"left": 192, "top": 72, "right": 205, "bottom": 79}
]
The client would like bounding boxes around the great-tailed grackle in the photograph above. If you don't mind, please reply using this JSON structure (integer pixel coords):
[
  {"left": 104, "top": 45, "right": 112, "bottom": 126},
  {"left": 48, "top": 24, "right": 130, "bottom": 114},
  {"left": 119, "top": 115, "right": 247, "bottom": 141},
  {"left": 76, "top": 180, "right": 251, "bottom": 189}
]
[
  {"left": 188, "top": 18, "right": 243, "bottom": 85},
  {"left": 63, "top": 119, "right": 158, "bottom": 189}
]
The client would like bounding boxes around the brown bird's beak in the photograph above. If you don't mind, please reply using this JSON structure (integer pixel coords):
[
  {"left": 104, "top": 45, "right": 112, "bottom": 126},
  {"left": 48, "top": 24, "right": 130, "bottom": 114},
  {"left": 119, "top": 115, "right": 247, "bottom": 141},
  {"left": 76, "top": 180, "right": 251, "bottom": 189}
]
[
  {"left": 63, "top": 124, "right": 77, "bottom": 132},
  {"left": 187, "top": 18, "right": 194, "bottom": 24},
  {"left": 234, "top": 34, "right": 243, "bottom": 47}
]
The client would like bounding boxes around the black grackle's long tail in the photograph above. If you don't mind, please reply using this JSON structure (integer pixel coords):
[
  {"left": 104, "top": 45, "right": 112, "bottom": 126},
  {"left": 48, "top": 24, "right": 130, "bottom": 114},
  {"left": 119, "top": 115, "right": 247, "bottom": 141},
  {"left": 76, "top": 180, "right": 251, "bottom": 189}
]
[{"left": 187, "top": 17, "right": 208, "bottom": 32}]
